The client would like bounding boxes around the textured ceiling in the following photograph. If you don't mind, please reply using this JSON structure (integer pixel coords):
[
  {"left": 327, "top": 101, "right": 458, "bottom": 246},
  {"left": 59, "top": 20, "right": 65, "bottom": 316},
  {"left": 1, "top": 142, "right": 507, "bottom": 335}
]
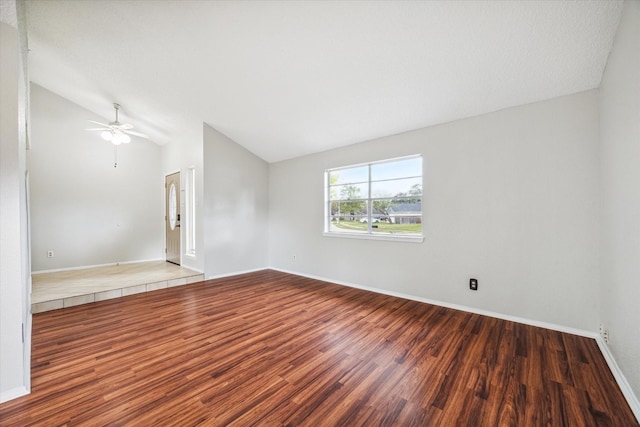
[
  {"left": 26, "top": 0, "right": 623, "bottom": 163},
  {"left": 0, "top": 0, "right": 17, "bottom": 27}
]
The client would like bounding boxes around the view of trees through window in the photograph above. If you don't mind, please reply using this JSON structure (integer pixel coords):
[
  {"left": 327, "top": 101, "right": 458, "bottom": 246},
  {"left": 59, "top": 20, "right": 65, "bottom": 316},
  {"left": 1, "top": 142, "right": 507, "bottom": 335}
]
[{"left": 325, "top": 156, "right": 422, "bottom": 237}]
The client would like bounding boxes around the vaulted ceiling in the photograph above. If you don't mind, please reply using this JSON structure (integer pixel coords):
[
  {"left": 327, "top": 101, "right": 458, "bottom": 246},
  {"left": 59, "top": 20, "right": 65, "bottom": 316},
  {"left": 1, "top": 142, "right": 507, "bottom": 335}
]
[{"left": 26, "top": 0, "right": 623, "bottom": 162}]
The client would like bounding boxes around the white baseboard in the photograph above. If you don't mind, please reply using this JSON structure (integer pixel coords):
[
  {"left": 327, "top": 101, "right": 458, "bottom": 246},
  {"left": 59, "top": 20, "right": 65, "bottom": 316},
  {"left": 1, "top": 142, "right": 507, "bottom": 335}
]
[
  {"left": 270, "top": 267, "right": 596, "bottom": 338},
  {"left": 32, "top": 258, "right": 166, "bottom": 275},
  {"left": 205, "top": 267, "right": 269, "bottom": 281},
  {"left": 595, "top": 336, "right": 640, "bottom": 421},
  {"left": 179, "top": 263, "right": 204, "bottom": 274},
  {"left": 0, "top": 386, "right": 29, "bottom": 404}
]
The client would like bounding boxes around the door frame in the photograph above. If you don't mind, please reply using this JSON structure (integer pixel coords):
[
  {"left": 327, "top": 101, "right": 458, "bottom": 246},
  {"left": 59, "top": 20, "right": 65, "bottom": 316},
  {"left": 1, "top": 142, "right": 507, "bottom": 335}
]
[{"left": 165, "top": 170, "right": 182, "bottom": 266}]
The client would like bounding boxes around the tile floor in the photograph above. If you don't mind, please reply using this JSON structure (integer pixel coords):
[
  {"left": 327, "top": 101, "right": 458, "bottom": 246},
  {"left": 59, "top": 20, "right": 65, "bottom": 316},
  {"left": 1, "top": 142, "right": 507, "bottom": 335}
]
[{"left": 32, "top": 260, "right": 204, "bottom": 313}]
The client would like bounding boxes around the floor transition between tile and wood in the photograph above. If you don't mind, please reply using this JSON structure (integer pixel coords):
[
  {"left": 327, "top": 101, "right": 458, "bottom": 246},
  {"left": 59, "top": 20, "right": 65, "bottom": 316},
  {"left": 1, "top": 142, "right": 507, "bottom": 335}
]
[{"left": 31, "top": 260, "right": 204, "bottom": 313}]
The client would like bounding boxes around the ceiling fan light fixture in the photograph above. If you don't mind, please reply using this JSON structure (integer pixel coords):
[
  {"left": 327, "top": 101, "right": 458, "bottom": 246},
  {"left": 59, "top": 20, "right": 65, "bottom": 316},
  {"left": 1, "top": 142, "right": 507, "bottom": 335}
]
[
  {"left": 101, "top": 130, "right": 113, "bottom": 141},
  {"left": 112, "top": 132, "right": 130, "bottom": 145},
  {"left": 87, "top": 103, "right": 148, "bottom": 166}
]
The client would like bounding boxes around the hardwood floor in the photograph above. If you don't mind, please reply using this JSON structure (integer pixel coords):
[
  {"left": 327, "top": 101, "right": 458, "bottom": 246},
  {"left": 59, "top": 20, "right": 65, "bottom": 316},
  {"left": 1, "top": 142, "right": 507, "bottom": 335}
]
[{"left": 1, "top": 270, "right": 636, "bottom": 426}]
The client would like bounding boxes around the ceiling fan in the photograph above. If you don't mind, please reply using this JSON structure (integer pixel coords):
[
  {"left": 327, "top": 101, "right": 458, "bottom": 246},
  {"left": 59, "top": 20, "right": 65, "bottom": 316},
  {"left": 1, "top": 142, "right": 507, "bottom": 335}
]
[{"left": 86, "top": 103, "right": 148, "bottom": 145}]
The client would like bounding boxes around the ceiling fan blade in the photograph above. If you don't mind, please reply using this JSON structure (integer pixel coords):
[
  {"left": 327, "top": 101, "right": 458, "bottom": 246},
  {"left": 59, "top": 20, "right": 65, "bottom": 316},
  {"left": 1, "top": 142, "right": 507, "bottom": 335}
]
[
  {"left": 87, "top": 105, "right": 147, "bottom": 141},
  {"left": 87, "top": 120, "right": 111, "bottom": 127},
  {"left": 124, "top": 130, "right": 148, "bottom": 138}
]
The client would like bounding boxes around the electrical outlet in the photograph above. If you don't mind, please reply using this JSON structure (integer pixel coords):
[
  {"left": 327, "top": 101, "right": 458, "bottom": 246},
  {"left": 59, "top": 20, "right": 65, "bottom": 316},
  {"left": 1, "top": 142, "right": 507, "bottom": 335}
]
[
  {"left": 599, "top": 323, "right": 610, "bottom": 343},
  {"left": 293, "top": 255, "right": 296, "bottom": 261},
  {"left": 47, "top": 251, "right": 54, "bottom": 258},
  {"left": 470, "top": 278, "right": 478, "bottom": 291}
]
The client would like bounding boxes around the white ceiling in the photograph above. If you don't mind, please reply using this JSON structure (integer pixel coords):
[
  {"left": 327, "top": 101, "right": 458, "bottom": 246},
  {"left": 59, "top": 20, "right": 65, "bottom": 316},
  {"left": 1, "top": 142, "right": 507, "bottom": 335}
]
[
  {"left": 1, "top": 0, "right": 17, "bottom": 27},
  {"left": 25, "top": 0, "right": 623, "bottom": 163}
]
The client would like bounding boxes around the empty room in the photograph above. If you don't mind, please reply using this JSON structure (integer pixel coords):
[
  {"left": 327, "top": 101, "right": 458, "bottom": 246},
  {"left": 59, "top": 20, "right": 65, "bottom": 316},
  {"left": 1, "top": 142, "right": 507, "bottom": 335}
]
[{"left": 1, "top": 0, "right": 638, "bottom": 425}]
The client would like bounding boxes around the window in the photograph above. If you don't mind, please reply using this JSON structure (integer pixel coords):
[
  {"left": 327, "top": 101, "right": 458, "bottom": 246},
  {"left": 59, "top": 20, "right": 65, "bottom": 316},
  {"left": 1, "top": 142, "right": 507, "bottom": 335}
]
[
  {"left": 185, "top": 166, "right": 196, "bottom": 256},
  {"left": 325, "top": 155, "right": 423, "bottom": 240}
]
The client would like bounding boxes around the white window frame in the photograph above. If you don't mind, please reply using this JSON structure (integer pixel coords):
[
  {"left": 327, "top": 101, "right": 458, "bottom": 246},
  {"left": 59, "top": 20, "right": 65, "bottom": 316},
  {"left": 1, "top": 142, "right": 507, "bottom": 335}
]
[
  {"left": 323, "top": 155, "right": 424, "bottom": 243},
  {"left": 185, "top": 166, "right": 196, "bottom": 257}
]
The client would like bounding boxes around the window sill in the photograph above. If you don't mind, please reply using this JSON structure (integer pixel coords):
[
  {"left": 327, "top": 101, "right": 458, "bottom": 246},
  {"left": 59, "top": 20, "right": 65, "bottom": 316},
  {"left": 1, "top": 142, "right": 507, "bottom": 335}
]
[{"left": 323, "top": 232, "right": 424, "bottom": 243}]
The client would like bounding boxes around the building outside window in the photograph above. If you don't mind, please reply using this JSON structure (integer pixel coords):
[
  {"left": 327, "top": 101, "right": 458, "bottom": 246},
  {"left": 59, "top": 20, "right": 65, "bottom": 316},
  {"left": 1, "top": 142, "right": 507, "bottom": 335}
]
[{"left": 325, "top": 155, "right": 423, "bottom": 240}]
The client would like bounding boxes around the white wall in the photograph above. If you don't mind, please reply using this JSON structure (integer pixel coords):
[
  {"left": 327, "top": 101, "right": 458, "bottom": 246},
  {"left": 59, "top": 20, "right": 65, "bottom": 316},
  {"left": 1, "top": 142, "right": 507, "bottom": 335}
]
[
  {"left": 203, "top": 124, "right": 269, "bottom": 277},
  {"left": 599, "top": 0, "right": 640, "bottom": 404},
  {"left": 29, "top": 85, "right": 164, "bottom": 271},
  {"left": 160, "top": 125, "right": 204, "bottom": 273},
  {"left": 269, "top": 90, "right": 601, "bottom": 331},
  {"left": 0, "top": 17, "right": 29, "bottom": 402}
]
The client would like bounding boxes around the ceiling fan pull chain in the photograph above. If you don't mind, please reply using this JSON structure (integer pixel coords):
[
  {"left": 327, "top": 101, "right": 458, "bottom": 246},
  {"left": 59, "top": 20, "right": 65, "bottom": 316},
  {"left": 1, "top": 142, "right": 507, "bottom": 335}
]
[{"left": 114, "top": 145, "right": 118, "bottom": 168}]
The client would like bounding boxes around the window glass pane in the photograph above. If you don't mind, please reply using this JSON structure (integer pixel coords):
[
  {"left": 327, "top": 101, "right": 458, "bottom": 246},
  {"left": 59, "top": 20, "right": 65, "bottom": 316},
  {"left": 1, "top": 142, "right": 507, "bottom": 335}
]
[
  {"left": 169, "top": 183, "right": 177, "bottom": 230},
  {"left": 371, "top": 177, "right": 422, "bottom": 198},
  {"left": 329, "top": 199, "right": 367, "bottom": 217},
  {"left": 330, "top": 183, "right": 369, "bottom": 201},
  {"left": 186, "top": 167, "right": 196, "bottom": 255},
  {"left": 370, "top": 197, "right": 422, "bottom": 235},
  {"left": 329, "top": 200, "right": 368, "bottom": 234},
  {"left": 371, "top": 157, "right": 421, "bottom": 181},
  {"left": 330, "top": 166, "right": 368, "bottom": 185}
]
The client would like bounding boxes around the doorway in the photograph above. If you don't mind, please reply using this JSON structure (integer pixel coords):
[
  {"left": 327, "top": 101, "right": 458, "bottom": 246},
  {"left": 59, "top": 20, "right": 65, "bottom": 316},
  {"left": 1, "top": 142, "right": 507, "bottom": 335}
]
[{"left": 165, "top": 172, "right": 180, "bottom": 265}]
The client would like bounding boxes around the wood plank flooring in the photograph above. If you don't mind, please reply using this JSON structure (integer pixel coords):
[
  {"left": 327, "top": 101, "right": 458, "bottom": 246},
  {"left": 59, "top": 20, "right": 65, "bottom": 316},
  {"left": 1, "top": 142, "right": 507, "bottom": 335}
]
[{"left": 1, "top": 270, "right": 637, "bottom": 426}]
